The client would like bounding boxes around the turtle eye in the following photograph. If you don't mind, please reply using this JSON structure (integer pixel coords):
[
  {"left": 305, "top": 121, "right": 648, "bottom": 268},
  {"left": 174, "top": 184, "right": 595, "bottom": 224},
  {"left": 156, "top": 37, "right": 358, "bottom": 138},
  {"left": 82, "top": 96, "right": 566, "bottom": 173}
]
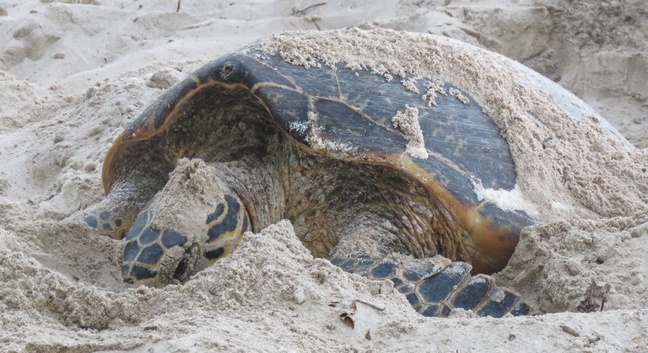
[
  {"left": 172, "top": 244, "right": 195, "bottom": 282},
  {"left": 173, "top": 256, "right": 189, "bottom": 281}
]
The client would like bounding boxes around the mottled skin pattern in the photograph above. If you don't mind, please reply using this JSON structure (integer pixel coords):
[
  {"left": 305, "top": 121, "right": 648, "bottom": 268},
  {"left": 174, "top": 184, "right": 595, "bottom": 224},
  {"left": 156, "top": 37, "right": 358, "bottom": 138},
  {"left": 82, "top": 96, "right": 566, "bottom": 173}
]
[
  {"left": 81, "top": 45, "right": 536, "bottom": 317},
  {"left": 333, "top": 257, "right": 531, "bottom": 317}
]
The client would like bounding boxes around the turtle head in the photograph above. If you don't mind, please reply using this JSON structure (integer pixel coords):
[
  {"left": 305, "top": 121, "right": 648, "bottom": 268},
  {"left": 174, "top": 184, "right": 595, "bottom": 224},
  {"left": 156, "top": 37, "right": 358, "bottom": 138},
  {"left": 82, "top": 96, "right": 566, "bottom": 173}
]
[{"left": 121, "top": 193, "right": 250, "bottom": 287}]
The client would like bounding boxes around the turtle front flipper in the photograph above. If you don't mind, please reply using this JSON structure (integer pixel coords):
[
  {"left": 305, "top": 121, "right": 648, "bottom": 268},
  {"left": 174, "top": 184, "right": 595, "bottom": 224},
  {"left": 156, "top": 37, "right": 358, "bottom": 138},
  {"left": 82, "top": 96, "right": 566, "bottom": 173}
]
[
  {"left": 330, "top": 256, "right": 532, "bottom": 317},
  {"left": 80, "top": 179, "right": 158, "bottom": 239}
]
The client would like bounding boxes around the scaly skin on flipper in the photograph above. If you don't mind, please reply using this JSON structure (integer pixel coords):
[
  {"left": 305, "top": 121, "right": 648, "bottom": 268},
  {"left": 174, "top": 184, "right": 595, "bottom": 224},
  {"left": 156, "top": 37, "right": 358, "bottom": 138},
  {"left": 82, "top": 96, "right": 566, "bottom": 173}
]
[
  {"left": 74, "top": 29, "right": 623, "bottom": 317},
  {"left": 81, "top": 179, "right": 161, "bottom": 239},
  {"left": 332, "top": 256, "right": 531, "bottom": 317}
]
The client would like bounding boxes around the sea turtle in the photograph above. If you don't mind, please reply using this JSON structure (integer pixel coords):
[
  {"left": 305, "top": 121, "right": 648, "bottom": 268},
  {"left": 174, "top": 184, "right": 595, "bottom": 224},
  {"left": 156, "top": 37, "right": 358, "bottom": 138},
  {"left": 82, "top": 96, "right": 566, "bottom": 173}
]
[{"left": 78, "top": 29, "right": 569, "bottom": 318}]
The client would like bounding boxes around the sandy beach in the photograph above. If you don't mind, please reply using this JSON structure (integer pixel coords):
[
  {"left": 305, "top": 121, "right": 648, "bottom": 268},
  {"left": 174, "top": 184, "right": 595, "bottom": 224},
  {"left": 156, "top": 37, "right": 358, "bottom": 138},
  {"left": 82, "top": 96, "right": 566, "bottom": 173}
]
[{"left": 1, "top": 1, "right": 647, "bottom": 352}]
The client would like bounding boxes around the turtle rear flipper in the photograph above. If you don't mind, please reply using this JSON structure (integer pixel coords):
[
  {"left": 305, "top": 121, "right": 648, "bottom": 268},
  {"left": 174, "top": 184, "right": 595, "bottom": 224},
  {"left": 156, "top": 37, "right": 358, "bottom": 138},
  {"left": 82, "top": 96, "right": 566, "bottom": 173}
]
[{"left": 331, "top": 256, "right": 532, "bottom": 317}]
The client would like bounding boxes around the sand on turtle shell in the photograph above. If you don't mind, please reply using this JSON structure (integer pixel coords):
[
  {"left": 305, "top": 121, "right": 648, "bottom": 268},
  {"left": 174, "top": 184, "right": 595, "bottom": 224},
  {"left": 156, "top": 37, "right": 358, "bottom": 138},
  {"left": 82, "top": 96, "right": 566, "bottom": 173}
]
[
  {"left": 391, "top": 105, "right": 428, "bottom": 159},
  {"left": 262, "top": 28, "right": 648, "bottom": 223},
  {"left": 1, "top": 1, "right": 648, "bottom": 352}
]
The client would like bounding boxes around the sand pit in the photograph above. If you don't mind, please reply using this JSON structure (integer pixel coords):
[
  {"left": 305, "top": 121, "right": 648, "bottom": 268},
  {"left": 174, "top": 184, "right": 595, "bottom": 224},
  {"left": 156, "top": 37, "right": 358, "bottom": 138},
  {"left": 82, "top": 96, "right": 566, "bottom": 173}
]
[{"left": 1, "top": 1, "right": 647, "bottom": 352}]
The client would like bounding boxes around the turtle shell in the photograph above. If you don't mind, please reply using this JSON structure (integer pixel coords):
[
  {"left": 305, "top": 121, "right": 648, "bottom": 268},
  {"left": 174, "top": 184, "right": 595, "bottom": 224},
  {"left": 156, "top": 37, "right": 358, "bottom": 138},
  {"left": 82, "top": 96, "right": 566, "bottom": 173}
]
[{"left": 103, "top": 44, "right": 537, "bottom": 273}]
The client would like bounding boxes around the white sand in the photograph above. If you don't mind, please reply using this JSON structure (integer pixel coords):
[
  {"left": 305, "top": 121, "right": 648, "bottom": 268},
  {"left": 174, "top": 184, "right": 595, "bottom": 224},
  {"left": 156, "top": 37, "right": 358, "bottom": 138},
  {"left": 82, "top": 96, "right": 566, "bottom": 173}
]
[{"left": 1, "top": 1, "right": 647, "bottom": 352}]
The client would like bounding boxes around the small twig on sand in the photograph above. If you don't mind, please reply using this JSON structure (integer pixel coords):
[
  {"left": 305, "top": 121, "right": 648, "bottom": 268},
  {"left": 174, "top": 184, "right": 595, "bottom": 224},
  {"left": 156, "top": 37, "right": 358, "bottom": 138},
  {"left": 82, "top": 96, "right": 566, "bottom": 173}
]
[
  {"left": 355, "top": 299, "right": 386, "bottom": 311},
  {"left": 291, "top": 2, "right": 326, "bottom": 16},
  {"left": 305, "top": 17, "right": 322, "bottom": 30},
  {"left": 176, "top": 0, "right": 181, "bottom": 12}
]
